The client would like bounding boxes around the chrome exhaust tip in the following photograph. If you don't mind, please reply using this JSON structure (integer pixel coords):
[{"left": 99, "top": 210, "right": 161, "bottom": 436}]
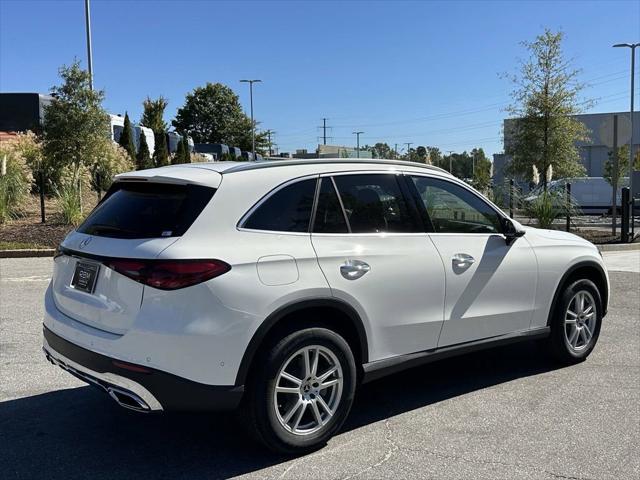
[{"left": 107, "top": 386, "right": 151, "bottom": 413}]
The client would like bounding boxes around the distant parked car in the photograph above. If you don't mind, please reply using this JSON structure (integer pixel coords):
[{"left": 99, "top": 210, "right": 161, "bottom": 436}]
[
  {"left": 525, "top": 177, "right": 632, "bottom": 214},
  {"left": 229, "top": 146, "right": 241, "bottom": 159},
  {"left": 194, "top": 143, "right": 229, "bottom": 160},
  {"left": 241, "top": 151, "right": 254, "bottom": 161}
]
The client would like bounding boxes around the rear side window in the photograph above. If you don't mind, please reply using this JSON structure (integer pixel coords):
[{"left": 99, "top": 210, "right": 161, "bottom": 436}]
[
  {"left": 333, "top": 174, "right": 417, "bottom": 233},
  {"left": 243, "top": 178, "right": 317, "bottom": 232},
  {"left": 313, "top": 178, "right": 349, "bottom": 233},
  {"left": 77, "top": 182, "right": 215, "bottom": 239}
]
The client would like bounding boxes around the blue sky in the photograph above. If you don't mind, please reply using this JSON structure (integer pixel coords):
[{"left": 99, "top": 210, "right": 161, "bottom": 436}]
[{"left": 1, "top": 0, "right": 638, "bottom": 156}]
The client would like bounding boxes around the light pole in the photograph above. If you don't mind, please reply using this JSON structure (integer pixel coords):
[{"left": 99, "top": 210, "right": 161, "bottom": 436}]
[
  {"left": 240, "top": 79, "right": 262, "bottom": 160},
  {"left": 353, "top": 131, "right": 364, "bottom": 158},
  {"left": 84, "top": 0, "right": 94, "bottom": 90},
  {"left": 613, "top": 43, "right": 639, "bottom": 212}
]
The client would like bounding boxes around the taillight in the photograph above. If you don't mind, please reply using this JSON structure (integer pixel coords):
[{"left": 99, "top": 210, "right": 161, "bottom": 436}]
[{"left": 105, "top": 259, "right": 230, "bottom": 290}]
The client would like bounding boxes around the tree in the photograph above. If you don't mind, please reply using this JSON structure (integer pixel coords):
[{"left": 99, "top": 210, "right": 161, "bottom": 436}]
[
  {"left": 140, "top": 96, "right": 170, "bottom": 168},
  {"left": 415, "top": 146, "right": 429, "bottom": 163},
  {"left": 604, "top": 145, "right": 640, "bottom": 188},
  {"left": 471, "top": 148, "right": 492, "bottom": 192},
  {"left": 118, "top": 112, "right": 136, "bottom": 161},
  {"left": 90, "top": 139, "right": 134, "bottom": 199},
  {"left": 43, "top": 61, "right": 110, "bottom": 210},
  {"left": 426, "top": 147, "right": 443, "bottom": 168},
  {"left": 172, "top": 82, "right": 268, "bottom": 153},
  {"left": 172, "top": 134, "right": 191, "bottom": 164},
  {"left": 153, "top": 132, "right": 169, "bottom": 167},
  {"left": 136, "top": 130, "right": 153, "bottom": 170},
  {"left": 141, "top": 96, "right": 168, "bottom": 133},
  {"left": 505, "top": 29, "right": 590, "bottom": 190},
  {"left": 369, "top": 143, "right": 394, "bottom": 159},
  {"left": 181, "top": 134, "right": 191, "bottom": 163}
]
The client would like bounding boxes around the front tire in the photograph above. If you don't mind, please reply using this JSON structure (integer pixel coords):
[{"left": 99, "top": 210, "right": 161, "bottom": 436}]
[
  {"left": 546, "top": 279, "right": 602, "bottom": 364},
  {"left": 242, "top": 328, "right": 357, "bottom": 454}
]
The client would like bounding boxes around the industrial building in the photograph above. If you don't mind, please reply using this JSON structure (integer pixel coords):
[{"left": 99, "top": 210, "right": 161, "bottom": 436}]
[
  {"left": 292, "top": 144, "right": 373, "bottom": 159},
  {"left": 493, "top": 111, "right": 640, "bottom": 189}
]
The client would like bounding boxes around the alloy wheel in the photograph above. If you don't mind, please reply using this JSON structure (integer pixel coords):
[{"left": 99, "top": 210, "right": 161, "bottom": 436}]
[
  {"left": 564, "top": 290, "right": 597, "bottom": 352},
  {"left": 273, "top": 345, "right": 343, "bottom": 436}
]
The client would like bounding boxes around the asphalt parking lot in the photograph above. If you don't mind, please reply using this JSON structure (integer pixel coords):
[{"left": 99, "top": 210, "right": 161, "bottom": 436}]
[{"left": 1, "top": 253, "right": 638, "bottom": 480}]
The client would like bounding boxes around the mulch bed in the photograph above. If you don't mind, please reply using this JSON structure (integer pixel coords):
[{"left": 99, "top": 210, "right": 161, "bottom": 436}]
[{"left": 1, "top": 194, "right": 98, "bottom": 248}]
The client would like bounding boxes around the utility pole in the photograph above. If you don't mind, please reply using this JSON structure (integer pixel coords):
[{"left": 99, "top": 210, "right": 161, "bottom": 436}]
[
  {"left": 471, "top": 150, "right": 476, "bottom": 176},
  {"left": 404, "top": 142, "right": 413, "bottom": 159},
  {"left": 84, "top": 0, "right": 94, "bottom": 90},
  {"left": 265, "top": 130, "right": 275, "bottom": 156},
  {"left": 319, "top": 118, "right": 330, "bottom": 145},
  {"left": 240, "top": 79, "right": 262, "bottom": 160},
  {"left": 447, "top": 150, "right": 455, "bottom": 173},
  {"left": 394, "top": 143, "right": 398, "bottom": 159},
  {"left": 613, "top": 42, "right": 639, "bottom": 238},
  {"left": 353, "top": 131, "right": 364, "bottom": 158}
]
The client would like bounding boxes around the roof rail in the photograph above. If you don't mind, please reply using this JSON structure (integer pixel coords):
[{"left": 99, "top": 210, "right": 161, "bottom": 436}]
[{"left": 224, "top": 158, "right": 451, "bottom": 175}]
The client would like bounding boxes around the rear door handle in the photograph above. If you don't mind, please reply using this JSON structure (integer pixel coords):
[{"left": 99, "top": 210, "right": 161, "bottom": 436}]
[
  {"left": 452, "top": 253, "right": 475, "bottom": 268},
  {"left": 340, "top": 259, "right": 370, "bottom": 280}
]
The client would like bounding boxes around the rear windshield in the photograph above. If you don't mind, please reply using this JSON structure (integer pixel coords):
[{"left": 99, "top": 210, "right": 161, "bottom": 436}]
[{"left": 77, "top": 182, "right": 215, "bottom": 239}]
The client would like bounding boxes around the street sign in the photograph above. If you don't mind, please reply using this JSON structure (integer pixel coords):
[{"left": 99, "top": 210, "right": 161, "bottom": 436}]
[{"left": 599, "top": 114, "right": 632, "bottom": 148}]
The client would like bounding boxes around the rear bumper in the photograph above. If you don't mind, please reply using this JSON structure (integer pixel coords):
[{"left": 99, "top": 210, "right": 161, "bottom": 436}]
[{"left": 43, "top": 325, "right": 244, "bottom": 412}]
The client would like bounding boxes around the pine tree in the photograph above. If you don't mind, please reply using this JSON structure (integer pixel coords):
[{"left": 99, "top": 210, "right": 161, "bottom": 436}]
[
  {"left": 153, "top": 132, "right": 169, "bottom": 167},
  {"left": 136, "top": 131, "right": 153, "bottom": 170},
  {"left": 118, "top": 112, "right": 136, "bottom": 161},
  {"left": 172, "top": 136, "right": 184, "bottom": 165},
  {"left": 181, "top": 133, "right": 191, "bottom": 163}
]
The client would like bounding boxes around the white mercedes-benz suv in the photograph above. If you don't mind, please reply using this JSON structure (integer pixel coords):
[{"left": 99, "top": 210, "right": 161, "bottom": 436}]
[{"left": 43, "top": 159, "right": 609, "bottom": 453}]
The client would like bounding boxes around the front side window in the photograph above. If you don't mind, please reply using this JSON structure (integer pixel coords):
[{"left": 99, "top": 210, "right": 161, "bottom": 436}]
[
  {"left": 243, "top": 178, "right": 316, "bottom": 232},
  {"left": 332, "top": 174, "right": 416, "bottom": 233},
  {"left": 410, "top": 176, "right": 502, "bottom": 234}
]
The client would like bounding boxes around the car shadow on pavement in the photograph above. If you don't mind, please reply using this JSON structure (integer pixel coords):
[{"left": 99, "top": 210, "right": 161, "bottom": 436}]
[{"left": 0, "top": 341, "right": 562, "bottom": 480}]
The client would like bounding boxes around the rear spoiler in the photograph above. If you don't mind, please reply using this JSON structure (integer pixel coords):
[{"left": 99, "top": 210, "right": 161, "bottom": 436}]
[{"left": 115, "top": 166, "right": 222, "bottom": 188}]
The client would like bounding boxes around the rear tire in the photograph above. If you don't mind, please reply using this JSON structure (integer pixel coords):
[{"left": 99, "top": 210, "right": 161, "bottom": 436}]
[
  {"left": 242, "top": 327, "right": 356, "bottom": 454},
  {"left": 545, "top": 279, "right": 602, "bottom": 364}
]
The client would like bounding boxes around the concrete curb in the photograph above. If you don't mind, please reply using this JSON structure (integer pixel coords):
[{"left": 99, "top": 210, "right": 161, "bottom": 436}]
[
  {"left": 597, "top": 243, "right": 640, "bottom": 252},
  {"left": 0, "top": 249, "right": 56, "bottom": 258}
]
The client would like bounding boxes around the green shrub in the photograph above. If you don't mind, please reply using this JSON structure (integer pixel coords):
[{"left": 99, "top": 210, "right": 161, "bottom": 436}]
[
  {"left": 57, "top": 180, "right": 83, "bottom": 226},
  {"left": 56, "top": 165, "right": 90, "bottom": 226},
  {"left": 0, "top": 140, "right": 32, "bottom": 223},
  {"left": 90, "top": 140, "right": 134, "bottom": 197},
  {"left": 522, "top": 190, "right": 581, "bottom": 229}
]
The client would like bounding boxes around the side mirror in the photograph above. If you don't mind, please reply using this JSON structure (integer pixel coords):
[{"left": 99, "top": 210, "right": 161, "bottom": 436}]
[{"left": 501, "top": 217, "right": 525, "bottom": 244}]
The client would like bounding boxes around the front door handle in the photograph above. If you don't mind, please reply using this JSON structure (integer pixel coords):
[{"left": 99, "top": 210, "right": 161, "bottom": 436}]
[
  {"left": 452, "top": 253, "right": 475, "bottom": 268},
  {"left": 340, "top": 259, "right": 371, "bottom": 280}
]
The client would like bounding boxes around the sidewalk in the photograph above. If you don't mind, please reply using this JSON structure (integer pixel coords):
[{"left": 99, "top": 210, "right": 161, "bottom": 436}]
[{"left": 601, "top": 250, "right": 640, "bottom": 273}]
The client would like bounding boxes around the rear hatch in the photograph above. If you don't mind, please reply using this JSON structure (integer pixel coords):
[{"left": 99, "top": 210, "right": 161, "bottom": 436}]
[{"left": 52, "top": 179, "right": 217, "bottom": 334}]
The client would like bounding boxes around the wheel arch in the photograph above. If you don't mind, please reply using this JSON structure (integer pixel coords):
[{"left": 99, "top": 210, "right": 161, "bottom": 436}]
[
  {"left": 234, "top": 298, "right": 369, "bottom": 386},
  {"left": 547, "top": 260, "right": 609, "bottom": 326}
]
